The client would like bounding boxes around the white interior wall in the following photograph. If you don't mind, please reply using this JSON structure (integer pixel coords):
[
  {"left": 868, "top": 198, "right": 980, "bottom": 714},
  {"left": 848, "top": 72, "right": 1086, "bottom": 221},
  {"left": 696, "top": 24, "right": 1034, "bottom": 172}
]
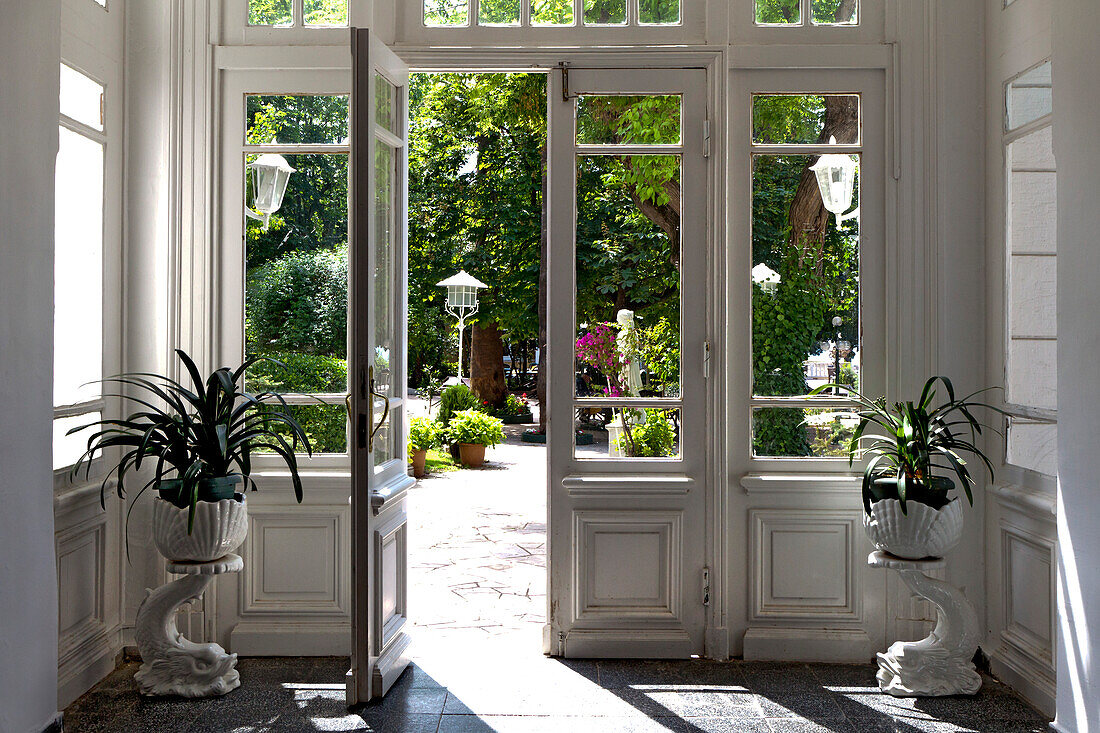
[
  {"left": 0, "top": 0, "right": 62, "bottom": 730},
  {"left": 1052, "top": 1, "right": 1100, "bottom": 730},
  {"left": 982, "top": 0, "right": 1058, "bottom": 716}
]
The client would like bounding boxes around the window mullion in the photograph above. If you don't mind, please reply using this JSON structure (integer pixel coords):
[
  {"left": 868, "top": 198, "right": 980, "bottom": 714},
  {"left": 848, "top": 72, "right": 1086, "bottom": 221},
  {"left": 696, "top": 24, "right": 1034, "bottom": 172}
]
[{"left": 293, "top": 0, "right": 304, "bottom": 27}]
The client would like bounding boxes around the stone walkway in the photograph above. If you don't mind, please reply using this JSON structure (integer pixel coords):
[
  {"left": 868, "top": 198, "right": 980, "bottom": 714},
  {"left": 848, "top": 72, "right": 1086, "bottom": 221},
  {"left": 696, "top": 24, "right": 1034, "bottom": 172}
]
[{"left": 406, "top": 397, "right": 548, "bottom": 647}]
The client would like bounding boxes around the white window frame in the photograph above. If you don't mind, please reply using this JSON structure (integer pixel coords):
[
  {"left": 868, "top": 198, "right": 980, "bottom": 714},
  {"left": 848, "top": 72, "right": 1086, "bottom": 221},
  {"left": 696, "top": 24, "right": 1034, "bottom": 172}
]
[
  {"left": 730, "top": 0, "right": 884, "bottom": 45},
  {"left": 54, "top": 11, "right": 125, "bottom": 486},
  {"left": 219, "top": 68, "right": 354, "bottom": 471},
  {"left": 1000, "top": 59, "right": 1056, "bottom": 480},
  {"left": 396, "top": 0, "right": 705, "bottom": 45},
  {"left": 730, "top": 68, "right": 886, "bottom": 472},
  {"left": 221, "top": 0, "right": 369, "bottom": 45}
]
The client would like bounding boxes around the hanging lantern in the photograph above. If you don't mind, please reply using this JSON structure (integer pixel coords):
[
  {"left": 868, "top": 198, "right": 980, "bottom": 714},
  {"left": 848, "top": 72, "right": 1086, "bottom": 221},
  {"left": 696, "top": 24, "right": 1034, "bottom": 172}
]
[
  {"left": 751, "top": 263, "right": 781, "bottom": 295},
  {"left": 810, "top": 137, "right": 858, "bottom": 230},
  {"left": 247, "top": 153, "right": 295, "bottom": 231}
]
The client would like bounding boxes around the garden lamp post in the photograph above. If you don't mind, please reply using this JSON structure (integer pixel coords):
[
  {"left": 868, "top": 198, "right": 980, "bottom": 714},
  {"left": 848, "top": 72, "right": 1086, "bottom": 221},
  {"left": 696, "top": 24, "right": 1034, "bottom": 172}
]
[
  {"left": 437, "top": 270, "right": 488, "bottom": 383},
  {"left": 246, "top": 151, "right": 295, "bottom": 231},
  {"left": 810, "top": 138, "right": 859, "bottom": 230},
  {"left": 832, "top": 316, "right": 844, "bottom": 393}
]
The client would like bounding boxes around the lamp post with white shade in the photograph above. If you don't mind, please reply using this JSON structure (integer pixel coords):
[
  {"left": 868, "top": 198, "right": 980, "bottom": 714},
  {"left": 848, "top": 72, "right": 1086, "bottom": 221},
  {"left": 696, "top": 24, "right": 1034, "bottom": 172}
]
[
  {"left": 437, "top": 270, "right": 488, "bottom": 383},
  {"left": 246, "top": 151, "right": 295, "bottom": 231},
  {"left": 810, "top": 137, "right": 859, "bottom": 230}
]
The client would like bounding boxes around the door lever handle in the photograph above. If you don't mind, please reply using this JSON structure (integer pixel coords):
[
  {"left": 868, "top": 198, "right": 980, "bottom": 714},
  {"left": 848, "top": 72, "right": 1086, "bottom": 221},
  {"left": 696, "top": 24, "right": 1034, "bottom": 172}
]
[{"left": 368, "top": 365, "right": 390, "bottom": 452}]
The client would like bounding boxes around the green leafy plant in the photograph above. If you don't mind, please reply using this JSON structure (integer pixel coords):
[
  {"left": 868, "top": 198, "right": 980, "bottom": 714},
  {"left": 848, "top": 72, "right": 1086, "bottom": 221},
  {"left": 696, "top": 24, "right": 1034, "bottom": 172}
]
[
  {"left": 437, "top": 384, "right": 481, "bottom": 425},
  {"left": 70, "top": 349, "right": 312, "bottom": 536},
  {"left": 616, "top": 408, "right": 676, "bottom": 458},
  {"left": 503, "top": 393, "right": 531, "bottom": 416},
  {"left": 446, "top": 409, "right": 505, "bottom": 448},
  {"left": 408, "top": 417, "right": 445, "bottom": 452},
  {"left": 811, "top": 376, "right": 1004, "bottom": 514}
]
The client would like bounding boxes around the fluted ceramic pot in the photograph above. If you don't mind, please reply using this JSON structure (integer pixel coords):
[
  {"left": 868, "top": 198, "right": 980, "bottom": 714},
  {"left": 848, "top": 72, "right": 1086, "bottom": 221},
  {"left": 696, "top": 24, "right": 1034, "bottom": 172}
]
[
  {"left": 152, "top": 496, "right": 248, "bottom": 563},
  {"left": 864, "top": 497, "right": 963, "bottom": 559}
]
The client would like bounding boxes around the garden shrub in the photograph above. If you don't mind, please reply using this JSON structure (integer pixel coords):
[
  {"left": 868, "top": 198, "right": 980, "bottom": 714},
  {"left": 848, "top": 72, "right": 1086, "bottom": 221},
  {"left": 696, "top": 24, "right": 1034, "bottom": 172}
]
[
  {"left": 446, "top": 409, "right": 505, "bottom": 448},
  {"left": 617, "top": 409, "right": 676, "bottom": 457},
  {"left": 437, "top": 384, "right": 480, "bottom": 425},
  {"left": 408, "top": 416, "right": 445, "bottom": 452}
]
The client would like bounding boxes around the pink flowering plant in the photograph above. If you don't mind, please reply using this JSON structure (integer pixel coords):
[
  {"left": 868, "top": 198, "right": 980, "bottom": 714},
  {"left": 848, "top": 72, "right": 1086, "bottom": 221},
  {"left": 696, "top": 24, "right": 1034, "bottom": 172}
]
[{"left": 575, "top": 323, "right": 625, "bottom": 396}]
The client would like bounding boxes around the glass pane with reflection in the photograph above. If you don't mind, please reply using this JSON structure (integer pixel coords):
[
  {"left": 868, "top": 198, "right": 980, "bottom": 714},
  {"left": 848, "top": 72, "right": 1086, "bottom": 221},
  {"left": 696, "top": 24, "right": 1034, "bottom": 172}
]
[
  {"left": 576, "top": 95, "right": 681, "bottom": 145},
  {"left": 246, "top": 95, "right": 349, "bottom": 145},
  {"left": 1006, "top": 62, "right": 1052, "bottom": 132},
  {"left": 576, "top": 154, "right": 681, "bottom": 400},
  {"left": 812, "top": 0, "right": 858, "bottom": 25},
  {"left": 425, "top": 0, "right": 468, "bottom": 26},
  {"left": 480, "top": 0, "right": 520, "bottom": 25},
  {"left": 60, "top": 64, "right": 104, "bottom": 131},
  {"left": 305, "top": 0, "right": 348, "bottom": 26},
  {"left": 584, "top": 0, "right": 626, "bottom": 25},
  {"left": 249, "top": 0, "right": 292, "bottom": 26},
  {"left": 532, "top": 0, "right": 574, "bottom": 24},
  {"left": 639, "top": 0, "right": 680, "bottom": 24},
  {"left": 752, "top": 95, "right": 860, "bottom": 145},
  {"left": 576, "top": 407, "right": 681, "bottom": 460},
  {"left": 753, "top": 407, "right": 859, "bottom": 458},
  {"left": 756, "top": 0, "right": 800, "bottom": 25}
]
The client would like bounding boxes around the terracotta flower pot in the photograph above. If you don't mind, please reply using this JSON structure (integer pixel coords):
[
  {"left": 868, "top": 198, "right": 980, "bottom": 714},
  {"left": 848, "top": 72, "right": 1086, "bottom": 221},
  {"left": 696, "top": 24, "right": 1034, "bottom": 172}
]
[
  {"left": 411, "top": 448, "right": 428, "bottom": 478},
  {"left": 458, "top": 443, "right": 486, "bottom": 468}
]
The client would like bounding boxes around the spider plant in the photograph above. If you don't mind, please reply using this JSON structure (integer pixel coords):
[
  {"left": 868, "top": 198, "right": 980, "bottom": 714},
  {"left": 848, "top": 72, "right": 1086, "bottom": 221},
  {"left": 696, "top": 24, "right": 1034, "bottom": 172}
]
[
  {"left": 70, "top": 349, "right": 312, "bottom": 537},
  {"left": 810, "top": 376, "right": 1005, "bottom": 514}
]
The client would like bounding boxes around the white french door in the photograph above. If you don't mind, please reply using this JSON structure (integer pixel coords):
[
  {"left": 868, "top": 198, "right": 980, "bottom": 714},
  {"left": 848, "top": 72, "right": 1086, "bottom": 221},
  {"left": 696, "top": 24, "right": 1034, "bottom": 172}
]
[
  {"left": 547, "top": 67, "right": 711, "bottom": 658},
  {"left": 349, "top": 29, "right": 414, "bottom": 705}
]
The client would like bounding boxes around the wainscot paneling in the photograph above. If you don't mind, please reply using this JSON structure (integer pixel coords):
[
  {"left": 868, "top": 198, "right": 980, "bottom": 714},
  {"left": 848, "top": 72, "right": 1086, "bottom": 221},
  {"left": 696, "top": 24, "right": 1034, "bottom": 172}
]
[
  {"left": 986, "top": 484, "right": 1056, "bottom": 716},
  {"left": 743, "top": 508, "right": 875, "bottom": 663},
  {"left": 222, "top": 486, "right": 352, "bottom": 656},
  {"left": 55, "top": 482, "right": 123, "bottom": 708}
]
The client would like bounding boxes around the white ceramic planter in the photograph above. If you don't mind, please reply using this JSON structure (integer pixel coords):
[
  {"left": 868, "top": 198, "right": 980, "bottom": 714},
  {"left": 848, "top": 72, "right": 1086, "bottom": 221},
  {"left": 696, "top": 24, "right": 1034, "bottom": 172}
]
[
  {"left": 864, "top": 497, "right": 963, "bottom": 559},
  {"left": 152, "top": 496, "right": 248, "bottom": 563}
]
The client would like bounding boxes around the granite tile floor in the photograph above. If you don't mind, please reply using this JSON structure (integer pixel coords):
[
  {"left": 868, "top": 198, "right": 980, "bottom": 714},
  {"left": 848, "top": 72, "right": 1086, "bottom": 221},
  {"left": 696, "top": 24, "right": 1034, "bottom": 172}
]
[{"left": 64, "top": 655, "right": 1051, "bottom": 732}]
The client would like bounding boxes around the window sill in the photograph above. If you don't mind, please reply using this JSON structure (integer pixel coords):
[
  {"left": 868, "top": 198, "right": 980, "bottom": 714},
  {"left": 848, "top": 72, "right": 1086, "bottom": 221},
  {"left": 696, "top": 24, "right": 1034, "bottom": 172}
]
[{"left": 740, "top": 473, "right": 861, "bottom": 494}]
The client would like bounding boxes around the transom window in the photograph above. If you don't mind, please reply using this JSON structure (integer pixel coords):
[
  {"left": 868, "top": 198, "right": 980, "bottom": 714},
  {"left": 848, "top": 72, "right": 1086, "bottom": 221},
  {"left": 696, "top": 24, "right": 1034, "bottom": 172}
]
[
  {"left": 755, "top": 0, "right": 858, "bottom": 27},
  {"left": 425, "top": 0, "right": 680, "bottom": 28},
  {"left": 248, "top": 0, "right": 348, "bottom": 27}
]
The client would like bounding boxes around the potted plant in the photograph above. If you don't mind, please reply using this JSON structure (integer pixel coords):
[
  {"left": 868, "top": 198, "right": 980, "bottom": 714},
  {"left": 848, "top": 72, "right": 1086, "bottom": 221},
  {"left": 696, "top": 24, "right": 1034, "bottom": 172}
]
[
  {"left": 438, "top": 383, "right": 481, "bottom": 460},
  {"left": 614, "top": 408, "right": 677, "bottom": 458},
  {"left": 70, "top": 349, "right": 311, "bottom": 562},
  {"left": 446, "top": 409, "right": 505, "bottom": 468},
  {"left": 408, "top": 416, "right": 444, "bottom": 479},
  {"left": 499, "top": 393, "right": 534, "bottom": 424},
  {"left": 811, "top": 376, "right": 1003, "bottom": 559}
]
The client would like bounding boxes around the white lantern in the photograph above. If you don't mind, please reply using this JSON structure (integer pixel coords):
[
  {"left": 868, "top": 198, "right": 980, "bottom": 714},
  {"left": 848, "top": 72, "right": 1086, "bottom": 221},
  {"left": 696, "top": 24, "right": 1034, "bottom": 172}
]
[
  {"left": 751, "top": 263, "right": 781, "bottom": 295},
  {"left": 247, "top": 153, "right": 295, "bottom": 231},
  {"left": 810, "top": 137, "right": 858, "bottom": 229},
  {"left": 437, "top": 270, "right": 488, "bottom": 382}
]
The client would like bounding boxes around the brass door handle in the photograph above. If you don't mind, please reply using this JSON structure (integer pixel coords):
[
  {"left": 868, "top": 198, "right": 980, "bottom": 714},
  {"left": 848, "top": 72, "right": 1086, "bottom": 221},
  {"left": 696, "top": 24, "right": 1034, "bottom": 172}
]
[{"left": 368, "top": 366, "right": 390, "bottom": 451}]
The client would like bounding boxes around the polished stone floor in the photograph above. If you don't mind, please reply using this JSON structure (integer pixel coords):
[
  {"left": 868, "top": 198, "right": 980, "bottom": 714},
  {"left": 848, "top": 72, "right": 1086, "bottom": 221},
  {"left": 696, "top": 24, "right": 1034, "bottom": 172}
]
[{"left": 64, "top": 655, "right": 1050, "bottom": 732}]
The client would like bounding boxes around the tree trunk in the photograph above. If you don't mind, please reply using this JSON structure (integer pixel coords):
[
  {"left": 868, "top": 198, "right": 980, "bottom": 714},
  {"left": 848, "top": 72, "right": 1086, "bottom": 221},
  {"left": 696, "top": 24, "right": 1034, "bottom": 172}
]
[
  {"left": 471, "top": 321, "right": 508, "bottom": 407},
  {"left": 786, "top": 95, "right": 861, "bottom": 270}
]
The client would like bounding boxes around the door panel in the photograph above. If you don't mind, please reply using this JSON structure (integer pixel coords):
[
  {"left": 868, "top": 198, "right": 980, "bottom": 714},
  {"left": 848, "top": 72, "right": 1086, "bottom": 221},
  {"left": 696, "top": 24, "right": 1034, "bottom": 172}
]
[
  {"left": 548, "top": 68, "right": 709, "bottom": 658},
  {"left": 350, "top": 29, "right": 413, "bottom": 705}
]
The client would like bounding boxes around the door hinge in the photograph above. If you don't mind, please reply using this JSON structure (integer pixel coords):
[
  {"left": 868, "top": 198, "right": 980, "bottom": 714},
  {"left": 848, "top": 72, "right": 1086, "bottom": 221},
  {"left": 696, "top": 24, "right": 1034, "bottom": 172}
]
[
  {"left": 703, "top": 119, "right": 711, "bottom": 159},
  {"left": 702, "top": 567, "right": 711, "bottom": 606},
  {"left": 703, "top": 341, "right": 711, "bottom": 379}
]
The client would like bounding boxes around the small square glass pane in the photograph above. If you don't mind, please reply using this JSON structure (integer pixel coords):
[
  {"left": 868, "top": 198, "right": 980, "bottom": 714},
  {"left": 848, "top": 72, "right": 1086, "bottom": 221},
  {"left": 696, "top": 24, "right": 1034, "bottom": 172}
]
[
  {"left": 257, "top": 404, "right": 348, "bottom": 454},
  {"left": 753, "top": 95, "right": 860, "bottom": 145},
  {"left": 480, "top": 0, "right": 520, "bottom": 25},
  {"left": 246, "top": 95, "right": 349, "bottom": 145},
  {"left": 576, "top": 95, "right": 681, "bottom": 145},
  {"left": 575, "top": 407, "right": 681, "bottom": 460},
  {"left": 376, "top": 76, "right": 398, "bottom": 135},
  {"left": 812, "top": 0, "right": 858, "bottom": 25},
  {"left": 753, "top": 407, "right": 859, "bottom": 457},
  {"left": 425, "top": 0, "right": 469, "bottom": 25},
  {"left": 584, "top": 0, "right": 626, "bottom": 25},
  {"left": 532, "top": 0, "right": 574, "bottom": 25},
  {"left": 756, "top": 0, "right": 800, "bottom": 25},
  {"left": 639, "top": 0, "right": 680, "bottom": 24},
  {"left": 305, "top": 0, "right": 348, "bottom": 26},
  {"left": 54, "top": 412, "right": 101, "bottom": 470},
  {"left": 1006, "top": 61, "right": 1052, "bottom": 132},
  {"left": 60, "top": 64, "right": 104, "bottom": 131},
  {"left": 1006, "top": 417, "right": 1057, "bottom": 476},
  {"left": 249, "top": 0, "right": 293, "bottom": 26}
]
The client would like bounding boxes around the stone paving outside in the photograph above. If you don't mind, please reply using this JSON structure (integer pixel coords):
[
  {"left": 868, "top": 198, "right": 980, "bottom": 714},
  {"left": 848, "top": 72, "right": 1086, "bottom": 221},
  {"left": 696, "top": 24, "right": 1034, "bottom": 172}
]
[{"left": 406, "top": 396, "right": 551, "bottom": 649}]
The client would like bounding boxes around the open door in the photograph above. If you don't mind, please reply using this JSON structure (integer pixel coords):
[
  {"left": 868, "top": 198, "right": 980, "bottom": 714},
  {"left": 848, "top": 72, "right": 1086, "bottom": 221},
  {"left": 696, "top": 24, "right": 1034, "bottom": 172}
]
[{"left": 348, "top": 28, "right": 413, "bottom": 705}]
